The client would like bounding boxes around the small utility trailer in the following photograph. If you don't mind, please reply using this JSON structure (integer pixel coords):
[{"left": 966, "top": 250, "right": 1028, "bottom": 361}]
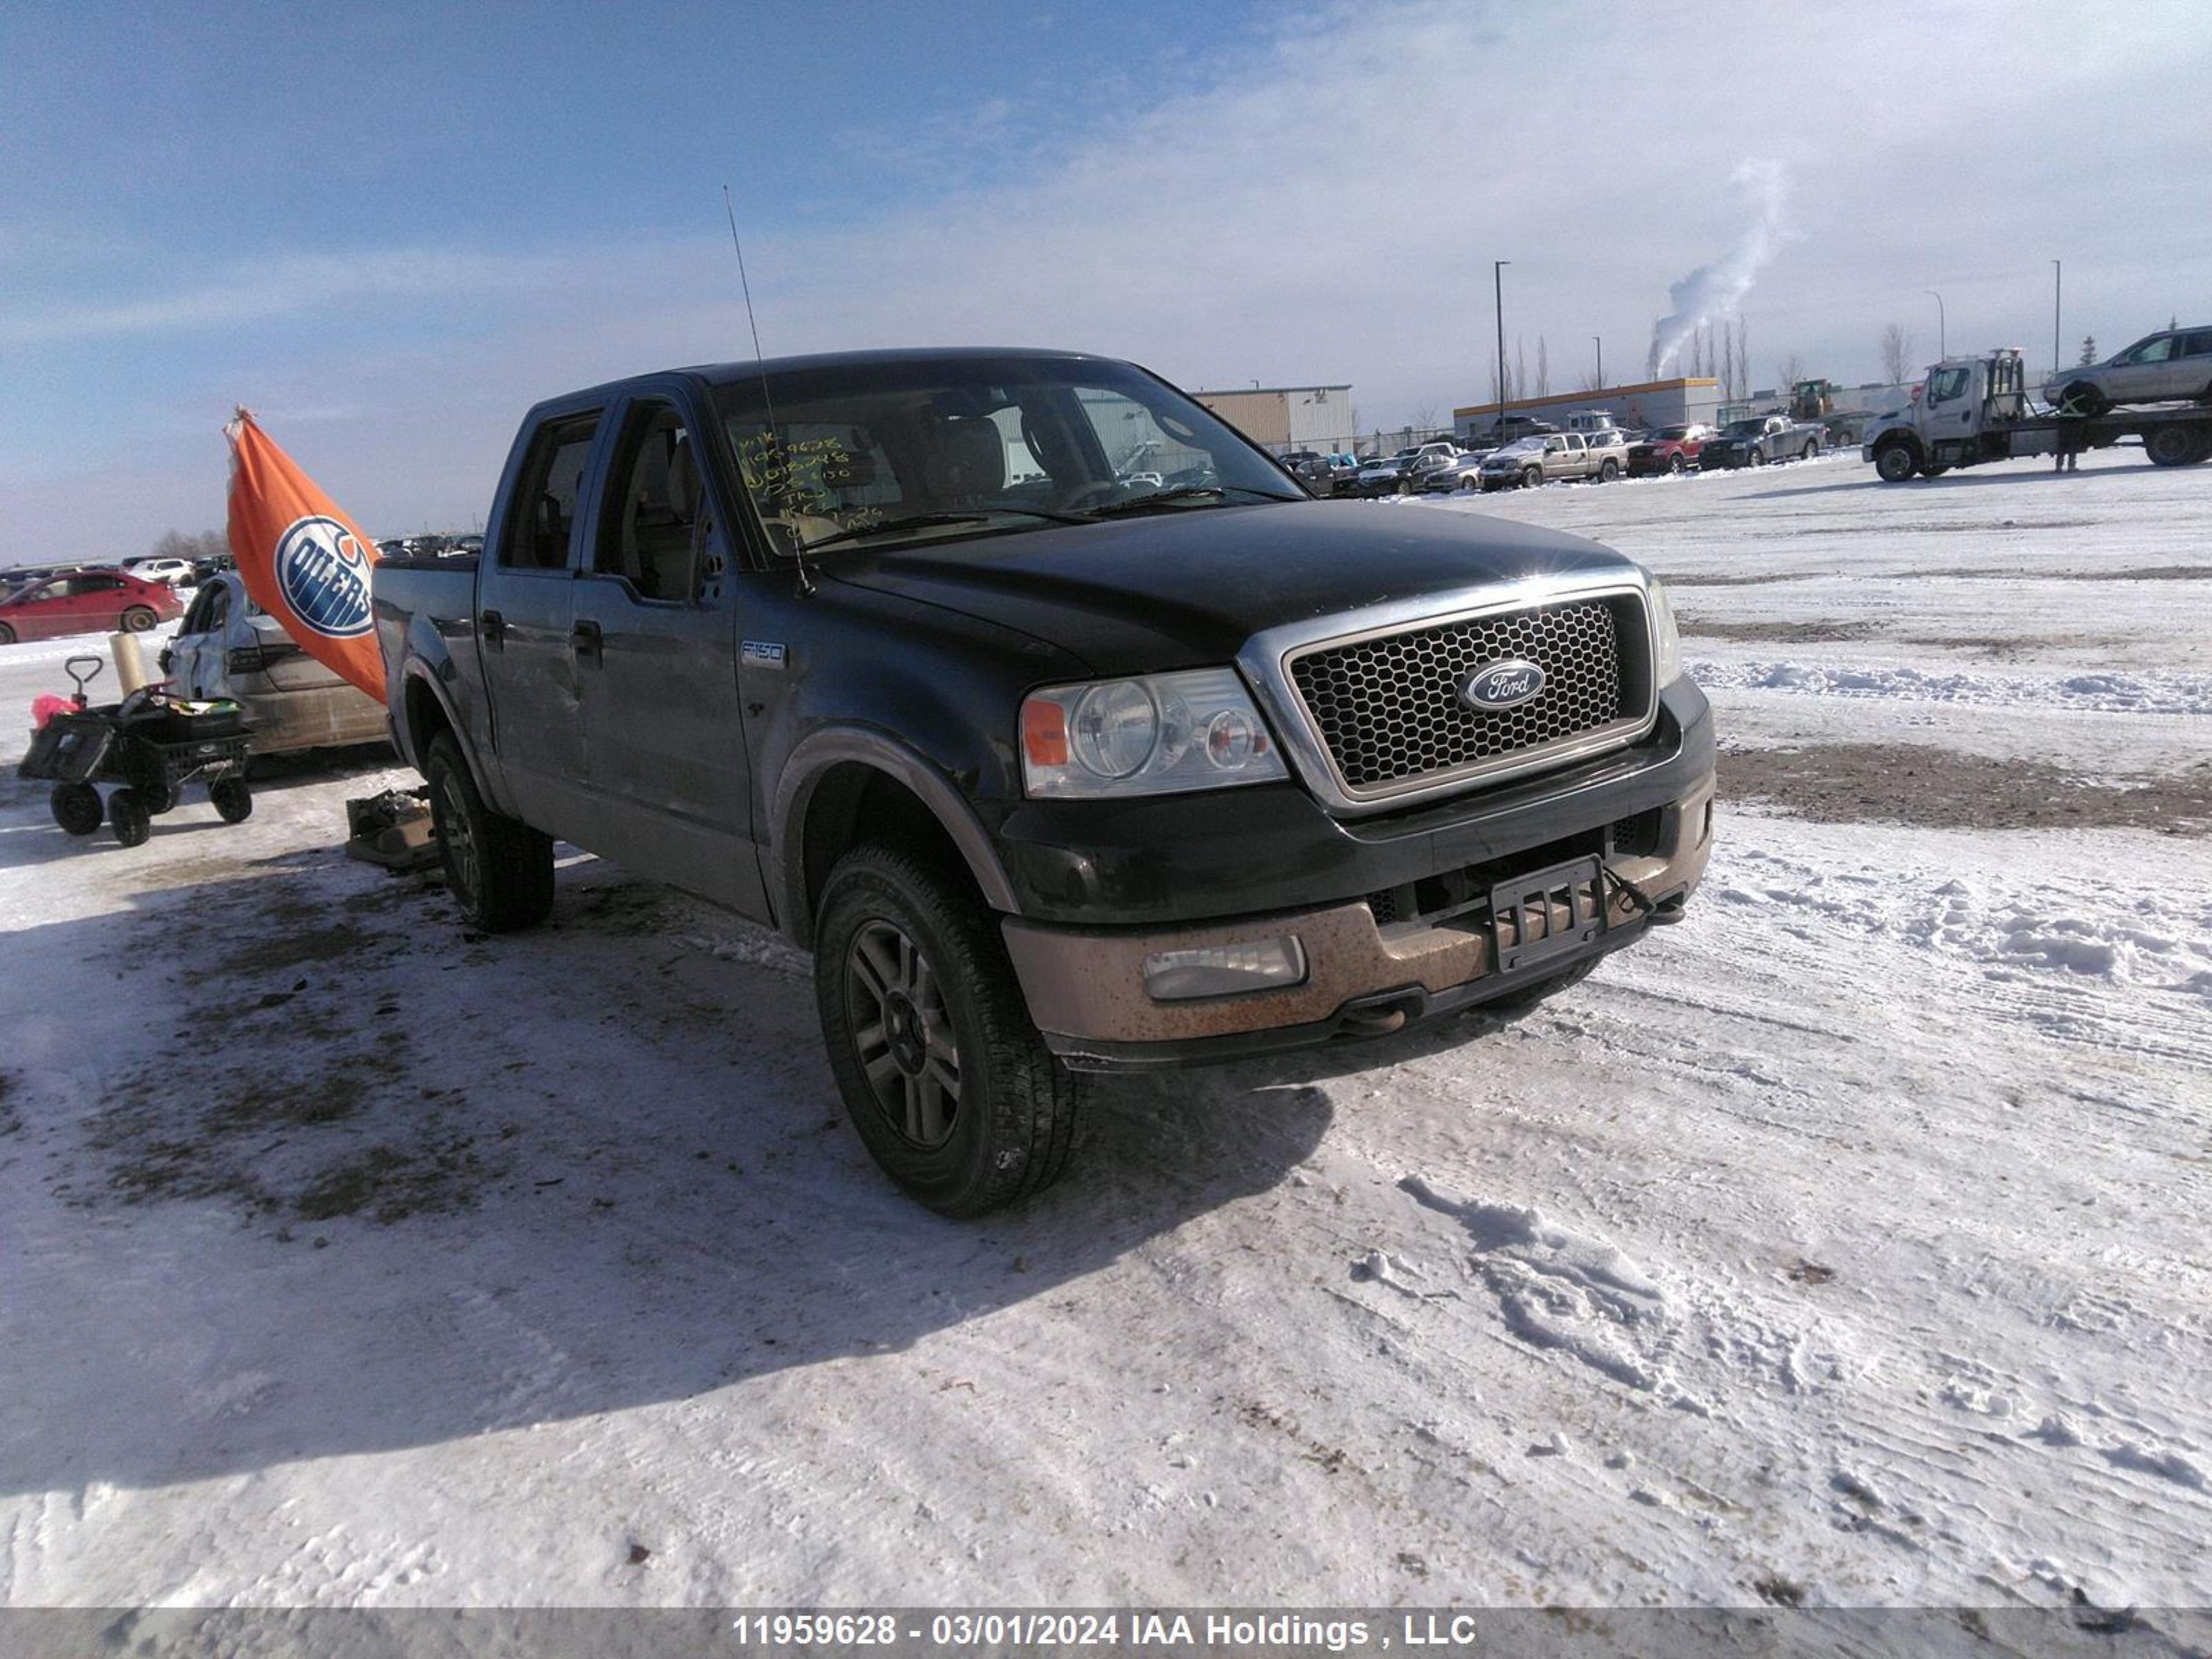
[{"left": 1861, "top": 348, "right": 2212, "bottom": 481}]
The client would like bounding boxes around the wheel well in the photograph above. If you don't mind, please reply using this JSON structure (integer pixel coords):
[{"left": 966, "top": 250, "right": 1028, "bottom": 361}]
[
  {"left": 404, "top": 674, "right": 454, "bottom": 769},
  {"left": 797, "top": 762, "right": 971, "bottom": 946}
]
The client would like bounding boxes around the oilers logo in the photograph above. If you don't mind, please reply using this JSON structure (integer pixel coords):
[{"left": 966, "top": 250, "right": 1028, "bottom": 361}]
[{"left": 274, "top": 515, "right": 374, "bottom": 638}]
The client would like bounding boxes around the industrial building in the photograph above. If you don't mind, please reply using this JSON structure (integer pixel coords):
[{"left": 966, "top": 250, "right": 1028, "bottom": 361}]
[
  {"left": 1192, "top": 384, "right": 1353, "bottom": 454},
  {"left": 1454, "top": 377, "right": 1723, "bottom": 441}
]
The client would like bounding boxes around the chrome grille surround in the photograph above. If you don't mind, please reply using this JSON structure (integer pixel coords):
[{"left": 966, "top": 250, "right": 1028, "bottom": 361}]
[{"left": 1236, "top": 573, "right": 1659, "bottom": 816}]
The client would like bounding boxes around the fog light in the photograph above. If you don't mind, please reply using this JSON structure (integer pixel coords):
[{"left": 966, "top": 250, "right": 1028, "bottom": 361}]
[{"left": 1142, "top": 936, "right": 1308, "bottom": 1001}]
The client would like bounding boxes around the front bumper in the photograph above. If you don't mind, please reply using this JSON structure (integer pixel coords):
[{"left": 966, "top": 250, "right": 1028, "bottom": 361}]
[{"left": 1002, "top": 765, "right": 1715, "bottom": 1072}]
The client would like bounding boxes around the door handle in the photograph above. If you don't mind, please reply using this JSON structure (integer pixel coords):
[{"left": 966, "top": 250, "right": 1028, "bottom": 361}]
[
  {"left": 572, "top": 618, "right": 603, "bottom": 666},
  {"left": 480, "top": 608, "right": 506, "bottom": 650}
]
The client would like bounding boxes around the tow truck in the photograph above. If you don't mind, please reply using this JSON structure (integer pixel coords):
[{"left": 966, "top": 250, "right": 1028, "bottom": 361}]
[{"left": 1861, "top": 347, "right": 2212, "bottom": 481}]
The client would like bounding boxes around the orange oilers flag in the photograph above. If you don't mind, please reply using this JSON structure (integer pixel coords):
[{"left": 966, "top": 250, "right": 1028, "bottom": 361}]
[{"left": 224, "top": 409, "right": 386, "bottom": 702}]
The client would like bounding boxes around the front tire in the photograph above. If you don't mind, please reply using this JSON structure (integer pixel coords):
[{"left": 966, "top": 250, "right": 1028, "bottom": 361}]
[
  {"left": 1750, "top": 447, "right": 1768, "bottom": 467},
  {"left": 1873, "top": 441, "right": 1920, "bottom": 482},
  {"left": 109, "top": 787, "right": 152, "bottom": 847},
  {"left": 1521, "top": 466, "right": 1543, "bottom": 490},
  {"left": 2059, "top": 382, "right": 2110, "bottom": 419},
  {"left": 424, "top": 731, "right": 554, "bottom": 932},
  {"left": 1669, "top": 453, "right": 1687, "bottom": 474},
  {"left": 814, "top": 844, "right": 1086, "bottom": 1217},
  {"left": 0, "top": 623, "right": 16, "bottom": 645}
]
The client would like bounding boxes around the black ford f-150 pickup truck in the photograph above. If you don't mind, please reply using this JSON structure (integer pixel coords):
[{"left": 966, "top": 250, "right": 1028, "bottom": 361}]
[{"left": 375, "top": 348, "right": 1714, "bottom": 1215}]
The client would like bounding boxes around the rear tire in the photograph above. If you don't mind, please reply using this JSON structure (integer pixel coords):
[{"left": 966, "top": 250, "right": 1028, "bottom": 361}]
[
  {"left": 210, "top": 777, "right": 253, "bottom": 823},
  {"left": 2144, "top": 423, "right": 2200, "bottom": 467},
  {"left": 121, "top": 606, "right": 156, "bottom": 632},
  {"left": 814, "top": 843, "right": 1087, "bottom": 1217},
  {"left": 50, "top": 783, "right": 102, "bottom": 836},
  {"left": 424, "top": 731, "right": 554, "bottom": 932},
  {"left": 108, "top": 787, "right": 152, "bottom": 847}
]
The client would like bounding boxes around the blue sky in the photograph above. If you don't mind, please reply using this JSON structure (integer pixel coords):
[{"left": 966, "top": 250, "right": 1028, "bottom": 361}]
[{"left": 5, "top": 1, "right": 2209, "bottom": 559}]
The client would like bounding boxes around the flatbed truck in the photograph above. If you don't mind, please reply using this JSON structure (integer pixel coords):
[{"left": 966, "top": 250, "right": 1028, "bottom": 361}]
[{"left": 1860, "top": 348, "right": 2212, "bottom": 481}]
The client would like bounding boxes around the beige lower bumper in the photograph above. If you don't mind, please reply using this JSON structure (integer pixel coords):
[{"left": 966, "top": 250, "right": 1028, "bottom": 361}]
[
  {"left": 245, "top": 684, "right": 390, "bottom": 754},
  {"left": 1003, "top": 776, "right": 1714, "bottom": 1049}
]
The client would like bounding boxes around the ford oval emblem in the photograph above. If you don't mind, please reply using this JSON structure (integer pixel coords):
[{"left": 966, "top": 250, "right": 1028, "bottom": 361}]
[{"left": 1460, "top": 659, "right": 1546, "bottom": 711}]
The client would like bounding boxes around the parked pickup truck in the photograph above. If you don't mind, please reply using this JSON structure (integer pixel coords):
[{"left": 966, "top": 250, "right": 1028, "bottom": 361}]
[
  {"left": 1626, "top": 424, "right": 1718, "bottom": 476},
  {"left": 1476, "top": 431, "right": 1624, "bottom": 489},
  {"left": 374, "top": 348, "right": 1714, "bottom": 1214},
  {"left": 1696, "top": 414, "right": 1821, "bottom": 469}
]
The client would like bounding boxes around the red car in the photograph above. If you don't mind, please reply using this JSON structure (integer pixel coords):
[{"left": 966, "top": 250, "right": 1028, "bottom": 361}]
[
  {"left": 0, "top": 568, "right": 185, "bottom": 644},
  {"left": 1625, "top": 423, "right": 1718, "bottom": 476}
]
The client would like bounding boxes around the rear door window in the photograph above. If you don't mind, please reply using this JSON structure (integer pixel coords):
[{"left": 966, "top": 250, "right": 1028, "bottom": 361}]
[
  {"left": 502, "top": 413, "right": 601, "bottom": 570},
  {"left": 592, "top": 400, "right": 705, "bottom": 603}
]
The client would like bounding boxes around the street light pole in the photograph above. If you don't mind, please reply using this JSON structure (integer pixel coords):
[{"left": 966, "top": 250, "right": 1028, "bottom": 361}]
[
  {"left": 1494, "top": 261, "right": 1510, "bottom": 434},
  {"left": 1925, "top": 290, "right": 1946, "bottom": 359},
  {"left": 2052, "top": 259, "right": 2062, "bottom": 379},
  {"left": 1593, "top": 335, "right": 1603, "bottom": 390}
]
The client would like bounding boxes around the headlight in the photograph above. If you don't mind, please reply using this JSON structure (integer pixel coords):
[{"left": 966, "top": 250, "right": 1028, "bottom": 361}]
[
  {"left": 1649, "top": 578, "right": 1683, "bottom": 686},
  {"left": 1020, "top": 668, "right": 1289, "bottom": 798}
]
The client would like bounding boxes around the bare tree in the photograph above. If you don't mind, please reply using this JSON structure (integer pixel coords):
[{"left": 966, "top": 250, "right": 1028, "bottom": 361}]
[
  {"left": 1734, "top": 317, "right": 1750, "bottom": 401},
  {"left": 2077, "top": 336, "right": 2097, "bottom": 366},
  {"left": 1880, "top": 322, "right": 1916, "bottom": 384},
  {"left": 1536, "top": 336, "right": 1551, "bottom": 397},
  {"left": 1515, "top": 337, "right": 1528, "bottom": 402},
  {"left": 1573, "top": 369, "right": 1604, "bottom": 394},
  {"left": 1410, "top": 404, "right": 1439, "bottom": 437},
  {"left": 1776, "top": 353, "right": 1806, "bottom": 393},
  {"left": 151, "top": 527, "right": 227, "bottom": 561}
]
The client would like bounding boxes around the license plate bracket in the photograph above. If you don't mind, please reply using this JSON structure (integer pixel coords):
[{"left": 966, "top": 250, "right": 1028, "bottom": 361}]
[{"left": 1490, "top": 855, "right": 1606, "bottom": 974}]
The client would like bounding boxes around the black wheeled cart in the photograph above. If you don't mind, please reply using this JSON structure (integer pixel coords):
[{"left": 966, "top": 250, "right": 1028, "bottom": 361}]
[{"left": 18, "top": 656, "right": 254, "bottom": 847}]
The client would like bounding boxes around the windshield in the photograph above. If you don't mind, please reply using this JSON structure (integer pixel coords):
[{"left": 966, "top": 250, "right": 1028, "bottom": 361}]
[
  {"left": 1722, "top": 420, "right": 1765, "bottom": 436},
  {"left": 1491, "top": 438, "right": 1542, "bottom": 456},
  {"left": 1657, "top": 427, "right": 1691, "bottom": 440},
  {"left": 709, "top": 355, "right": 1302, "bottom": 557}
]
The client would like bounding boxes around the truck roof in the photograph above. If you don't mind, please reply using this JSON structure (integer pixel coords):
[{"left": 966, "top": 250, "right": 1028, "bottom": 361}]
[{"left": 549, "top": 346, "right": 1125, "bottom": 406}]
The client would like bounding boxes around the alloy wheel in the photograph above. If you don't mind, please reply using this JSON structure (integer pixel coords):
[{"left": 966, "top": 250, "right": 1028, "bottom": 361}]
[{"left": 845, "top": 919, "right": 962, "bottom": 1148}]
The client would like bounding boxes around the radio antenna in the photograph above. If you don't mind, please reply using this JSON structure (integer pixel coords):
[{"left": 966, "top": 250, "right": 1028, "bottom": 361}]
[
  {"left": 722, "top": 185, "right": 781, "bottom": 437},
  {"left": 722, "top": 184, "right": 809, "bottom": 592}
]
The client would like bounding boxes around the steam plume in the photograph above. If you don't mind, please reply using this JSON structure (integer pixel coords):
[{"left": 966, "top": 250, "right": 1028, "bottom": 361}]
[{"left": 1647, "top": 161, "right": 1789, "bottom": 378}]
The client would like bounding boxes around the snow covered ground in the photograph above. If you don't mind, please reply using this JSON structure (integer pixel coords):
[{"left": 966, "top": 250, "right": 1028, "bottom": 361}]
[{"left": 1, "top": 447, "right": 2206, "bottom": 1616}]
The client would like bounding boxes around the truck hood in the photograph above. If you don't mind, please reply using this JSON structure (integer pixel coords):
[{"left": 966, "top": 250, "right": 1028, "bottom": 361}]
[{"left": 823, "top": 500, "right": 1638, "bottom": 676}]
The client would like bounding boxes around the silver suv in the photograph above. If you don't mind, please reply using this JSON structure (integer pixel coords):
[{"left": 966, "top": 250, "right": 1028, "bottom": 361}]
[{"left": 2045, "top": 326, "right": 2212, "bottom": 416}]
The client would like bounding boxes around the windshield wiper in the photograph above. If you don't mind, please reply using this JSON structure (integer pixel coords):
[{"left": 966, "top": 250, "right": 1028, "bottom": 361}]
[
  {"left": 797, "top": 505, "right": 1095, "bottom": 554},
  {"left": 1085, "top": 483, "right": 1302, "bottom": 517}
]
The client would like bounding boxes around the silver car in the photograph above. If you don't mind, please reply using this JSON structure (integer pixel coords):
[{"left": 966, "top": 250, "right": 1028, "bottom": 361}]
[
  {"left": 2045, "top": 326, "right": 2212, "bottom": 415},
  {"left": 160, "top": 572, "right": 388, "bottom": 754}
]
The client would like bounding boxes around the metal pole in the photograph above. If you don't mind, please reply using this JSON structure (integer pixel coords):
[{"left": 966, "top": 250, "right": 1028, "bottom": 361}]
[
  {"left": 1925, "top": 290, "right": 1945, "bottom": 358},
  {"left": 1593, "top": 335, "right": 1602, "bottom": 389},
  {"left": 1494, "top": 261, "right": 1510, "bottom": 434},
  {"left": 2052, "top": 259, "right": 2061, "bottom": 379}
]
